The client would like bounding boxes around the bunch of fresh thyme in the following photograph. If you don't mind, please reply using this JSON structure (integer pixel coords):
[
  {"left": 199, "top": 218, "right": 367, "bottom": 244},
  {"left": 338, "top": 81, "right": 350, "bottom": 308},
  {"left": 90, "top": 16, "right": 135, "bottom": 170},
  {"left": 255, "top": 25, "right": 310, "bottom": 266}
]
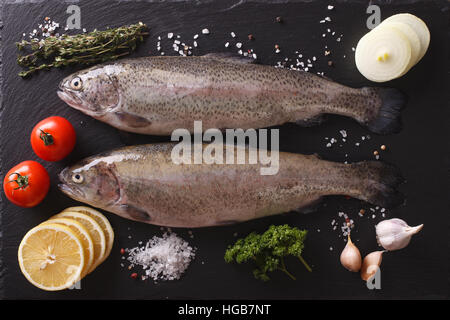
[{"left": 16, "top": 22, "right": 148, "bottom": 77}]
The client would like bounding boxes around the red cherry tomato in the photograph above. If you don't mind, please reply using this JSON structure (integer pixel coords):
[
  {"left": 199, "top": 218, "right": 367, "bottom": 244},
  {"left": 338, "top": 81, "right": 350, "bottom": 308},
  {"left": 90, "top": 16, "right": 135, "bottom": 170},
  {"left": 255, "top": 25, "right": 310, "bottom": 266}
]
[
  {"left": 3, "top": 161, "right": 50, "bottom": 208},
  {"left": 30, "top": 116, "right": 76, "bottom": 161}
]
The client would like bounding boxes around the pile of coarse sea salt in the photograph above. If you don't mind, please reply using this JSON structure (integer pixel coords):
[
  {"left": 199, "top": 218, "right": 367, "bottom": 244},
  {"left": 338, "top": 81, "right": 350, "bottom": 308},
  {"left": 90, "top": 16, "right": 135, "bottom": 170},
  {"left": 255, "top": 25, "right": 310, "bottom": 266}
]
[{"left": 126, "top": 233, "right": 196, "bottom": 281}]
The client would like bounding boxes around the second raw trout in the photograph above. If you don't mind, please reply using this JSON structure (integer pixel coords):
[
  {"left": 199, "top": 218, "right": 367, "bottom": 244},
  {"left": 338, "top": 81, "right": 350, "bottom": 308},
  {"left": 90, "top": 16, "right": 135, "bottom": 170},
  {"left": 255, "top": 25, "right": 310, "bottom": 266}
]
[
  {"left": 57, "top": 54, "right": 406, "bottom": 135},
  {"left": 58, "top": 143, "right": 404, "bottom": 228}
]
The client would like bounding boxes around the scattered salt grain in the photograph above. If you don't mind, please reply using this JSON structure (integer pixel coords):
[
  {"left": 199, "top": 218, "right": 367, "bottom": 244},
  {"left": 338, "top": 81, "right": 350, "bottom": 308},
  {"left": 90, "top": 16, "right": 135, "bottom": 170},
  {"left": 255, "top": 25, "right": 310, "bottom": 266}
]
[
  {"left": 167, "top": 33, "right": 174, "bottom": 39},
  {"left": 202, "top": 28, "right": 210, "bottom": 34},
  {"left": 236, "top": 42, "right": 242, "bottom": 48},
  {"left": 126, "top": 233, "right": 195, "bottom": 282},
  {"left": 225, "top": 42, "right": 230, "bottom": 48},
  {"left": 193, "top": 34, "right": 199, "bottom": 39},
  {"left": 231, "top": 32, "right": 236, "bottom": 38}
]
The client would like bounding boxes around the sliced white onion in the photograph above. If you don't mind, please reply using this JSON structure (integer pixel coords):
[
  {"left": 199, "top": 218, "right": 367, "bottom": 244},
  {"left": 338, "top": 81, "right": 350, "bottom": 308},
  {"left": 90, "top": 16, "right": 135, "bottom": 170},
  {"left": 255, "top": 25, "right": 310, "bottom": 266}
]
[
  {"left": 377, "top": 21, "right": 421, "bottom": 74},
  {"left": 382, "top": 13, "right": 430, "bottom": 62},
  {"left": 355, "top": 26, "right": 411, "bottom": 82}
]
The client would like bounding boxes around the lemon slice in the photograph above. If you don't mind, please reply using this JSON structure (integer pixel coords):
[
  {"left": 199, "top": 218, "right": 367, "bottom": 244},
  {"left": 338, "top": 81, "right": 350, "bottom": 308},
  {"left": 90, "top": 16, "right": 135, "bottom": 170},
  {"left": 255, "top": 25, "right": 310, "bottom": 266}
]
[
  {"left": 40, "top": 218, "right": 94, "bottom": 278},
  {"left": 63, "top": 206, "right": 114, "bottom": 264},
  {"left": 382, "top": 13, "right": 430, "bottom": 62},
  {"left": 355, "top": 26, "right": 411, "bottom": 82},
  {"left": 18, "top": 223, "right": 84, "bottom": 291},
  {"left": 52, "top": 211, "right": 106, "bottom": 273},
  {"left": 378, "top": 21, "right": 421, "bottom": 73}
]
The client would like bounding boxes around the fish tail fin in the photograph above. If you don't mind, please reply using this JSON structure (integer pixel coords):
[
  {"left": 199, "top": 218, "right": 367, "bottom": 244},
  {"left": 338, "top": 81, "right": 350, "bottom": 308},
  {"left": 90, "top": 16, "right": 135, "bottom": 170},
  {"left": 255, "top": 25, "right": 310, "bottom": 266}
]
[
  {"left": 360, "top": 87, "right": 407, "bottom": 135},
  {"left": 349, "top": 161, "right": 405, "bottom": 208}
]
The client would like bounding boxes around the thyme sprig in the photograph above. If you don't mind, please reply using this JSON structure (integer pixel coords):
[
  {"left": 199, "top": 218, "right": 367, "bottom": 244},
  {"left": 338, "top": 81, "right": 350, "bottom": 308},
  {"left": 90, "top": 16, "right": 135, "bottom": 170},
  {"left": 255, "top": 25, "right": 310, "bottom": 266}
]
[{"left": 16, "top": 22, "right": 148, "bottom": 77}]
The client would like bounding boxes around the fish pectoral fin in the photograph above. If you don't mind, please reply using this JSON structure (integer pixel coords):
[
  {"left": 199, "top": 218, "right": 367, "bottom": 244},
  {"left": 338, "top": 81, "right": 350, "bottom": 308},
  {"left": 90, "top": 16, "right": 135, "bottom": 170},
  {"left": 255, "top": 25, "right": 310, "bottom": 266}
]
[
  {"left": 293, "top": 197, "right": 324, "bottom": 214},
  {"left": 119, "top": 204, "right": 151, "bottom": 222},
  {"left": 295, "top": 114, "right": 325, "bottom": 127},
  {"left": 114, "top": 111, "right": 151, "bottom": 128},
  {"left": 214, "top": 220, "right": 239, "bottom": 226},
  {"left": 202, "top": 52, "right": 256, "bottom": 65}
]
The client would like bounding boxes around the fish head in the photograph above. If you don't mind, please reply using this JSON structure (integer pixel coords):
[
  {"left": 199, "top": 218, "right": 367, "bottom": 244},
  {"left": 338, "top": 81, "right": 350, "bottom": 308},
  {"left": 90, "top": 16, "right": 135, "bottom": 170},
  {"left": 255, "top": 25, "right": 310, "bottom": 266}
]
[
  {"left": 58, "top": 158, "right": 121, "bottom": 207},
  {"left": 57, "top": 66, "right": 120, "bottom": 117}
]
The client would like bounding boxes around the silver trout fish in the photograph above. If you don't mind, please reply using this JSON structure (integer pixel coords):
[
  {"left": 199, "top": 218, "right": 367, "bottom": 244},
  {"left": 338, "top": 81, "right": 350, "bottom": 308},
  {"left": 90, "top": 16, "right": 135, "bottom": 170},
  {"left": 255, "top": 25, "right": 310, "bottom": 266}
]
[
  {"left": 58, "top": 143, "right": 404, "bottom": 228},
  {"left": 57, "top": 54, "right": 406, "bottom": 135}
]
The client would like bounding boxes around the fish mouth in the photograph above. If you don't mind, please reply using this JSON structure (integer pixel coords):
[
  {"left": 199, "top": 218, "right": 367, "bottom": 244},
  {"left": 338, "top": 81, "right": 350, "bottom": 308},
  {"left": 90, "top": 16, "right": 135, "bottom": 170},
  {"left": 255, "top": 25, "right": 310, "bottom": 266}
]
[
  {"left": 57, "top": 89, "right": 84, "bottom": 111},
  {"left": 58, "top": 183, "right": 85, "bottom": 200},
  {"left": 57, "top": 89, "right": 107, "bottom": 118}
]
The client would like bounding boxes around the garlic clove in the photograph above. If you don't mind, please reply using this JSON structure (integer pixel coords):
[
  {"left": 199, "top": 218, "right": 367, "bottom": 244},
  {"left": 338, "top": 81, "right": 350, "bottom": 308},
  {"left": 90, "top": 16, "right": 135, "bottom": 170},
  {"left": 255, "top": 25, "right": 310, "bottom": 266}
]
[
  {"left": 360, "top": 251, "right": 384, "bottom": 281},
  {"left": 340, "top": 234, "right": 362, "bottom": 272},
  {"left": 406, "top": 224, "right": 424, "bottom": 235},
  {"left": 375, "top": 218, "right": 423, "bottom": 251}
]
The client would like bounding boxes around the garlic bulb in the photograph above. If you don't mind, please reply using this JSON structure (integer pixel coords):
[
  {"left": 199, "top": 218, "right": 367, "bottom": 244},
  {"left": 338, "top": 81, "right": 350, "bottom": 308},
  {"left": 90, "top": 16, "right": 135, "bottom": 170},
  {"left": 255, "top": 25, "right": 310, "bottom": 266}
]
[
  {"left": 360, "top": 251, "right": 384, "bottom": 281},
  {"left": 375, "top": 218, "right": 423, "bottom": 251},
  {"left": 340, "top": 234, "right": 362, "bottom": 272}
]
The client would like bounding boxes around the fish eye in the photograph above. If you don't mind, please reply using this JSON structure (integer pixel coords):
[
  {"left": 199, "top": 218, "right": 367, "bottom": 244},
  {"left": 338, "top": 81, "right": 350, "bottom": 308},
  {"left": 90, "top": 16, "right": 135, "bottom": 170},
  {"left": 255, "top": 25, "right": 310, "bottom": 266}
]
[
  {"left": 70, "top": 77, "right": 82, "bottom": 90},
  {"left": 72, "top": 173, "right": 84, "bottom": 184}
]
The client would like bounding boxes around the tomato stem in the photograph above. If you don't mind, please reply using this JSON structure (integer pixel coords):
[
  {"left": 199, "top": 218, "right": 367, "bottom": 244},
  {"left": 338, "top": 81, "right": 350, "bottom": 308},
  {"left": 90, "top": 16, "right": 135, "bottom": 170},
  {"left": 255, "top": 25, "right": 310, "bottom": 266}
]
[
  {"left": 39, "top": 129, "right": 54, "bottom": 146},
  {"left": 8, "top": 172, "right": 29, "bottom": 190}
]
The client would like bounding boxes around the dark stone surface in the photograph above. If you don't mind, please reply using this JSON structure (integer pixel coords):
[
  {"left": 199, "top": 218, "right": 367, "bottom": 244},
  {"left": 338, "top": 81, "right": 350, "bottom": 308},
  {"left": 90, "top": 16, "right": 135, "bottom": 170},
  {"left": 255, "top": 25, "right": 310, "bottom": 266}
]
[{"left": 0, "top": 0, "right": 449, "bottom": 299}]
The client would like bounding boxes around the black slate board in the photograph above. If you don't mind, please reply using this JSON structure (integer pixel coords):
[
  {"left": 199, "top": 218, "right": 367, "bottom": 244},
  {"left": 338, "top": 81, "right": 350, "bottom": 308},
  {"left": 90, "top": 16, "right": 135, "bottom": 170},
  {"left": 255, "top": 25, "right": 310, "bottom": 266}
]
[{"left": 0, "top": 0, "right": 449, "bottom": 299}]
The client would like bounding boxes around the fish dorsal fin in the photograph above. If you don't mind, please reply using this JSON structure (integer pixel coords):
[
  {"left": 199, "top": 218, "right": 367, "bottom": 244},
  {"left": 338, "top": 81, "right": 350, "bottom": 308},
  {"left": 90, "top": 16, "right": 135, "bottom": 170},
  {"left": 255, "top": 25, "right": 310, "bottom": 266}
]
[{"left": 202, "top": 52, "right": 256, "bottom": 64}]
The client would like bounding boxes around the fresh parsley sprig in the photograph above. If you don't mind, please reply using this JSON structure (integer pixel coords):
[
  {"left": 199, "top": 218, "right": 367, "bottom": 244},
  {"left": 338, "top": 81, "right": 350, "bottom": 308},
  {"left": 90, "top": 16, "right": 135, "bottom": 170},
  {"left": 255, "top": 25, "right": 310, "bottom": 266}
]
[{"left": 225, "top": 224, "right": 312, "bottom": 281}]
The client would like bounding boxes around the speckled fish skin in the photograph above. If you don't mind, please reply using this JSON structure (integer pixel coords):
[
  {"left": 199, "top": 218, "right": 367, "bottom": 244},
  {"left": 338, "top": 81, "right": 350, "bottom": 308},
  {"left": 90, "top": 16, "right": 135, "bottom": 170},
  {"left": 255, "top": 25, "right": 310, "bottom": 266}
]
[
  {"left": 58, "top": 143, "right": 404, "bottom": 228},
  {"left": 57, "top": 55, "right": 406, "bottom": 135}
]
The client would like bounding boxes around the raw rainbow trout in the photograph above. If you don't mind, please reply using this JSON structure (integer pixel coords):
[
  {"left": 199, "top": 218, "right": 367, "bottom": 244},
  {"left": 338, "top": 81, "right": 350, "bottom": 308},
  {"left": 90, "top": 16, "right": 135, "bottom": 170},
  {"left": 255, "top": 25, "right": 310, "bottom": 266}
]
[
  {"left": 57, "top": 54, "right": 406, "bottom": 135},
  {"left": 58, "top": 143, "right": 404, "bottom": 228}
]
